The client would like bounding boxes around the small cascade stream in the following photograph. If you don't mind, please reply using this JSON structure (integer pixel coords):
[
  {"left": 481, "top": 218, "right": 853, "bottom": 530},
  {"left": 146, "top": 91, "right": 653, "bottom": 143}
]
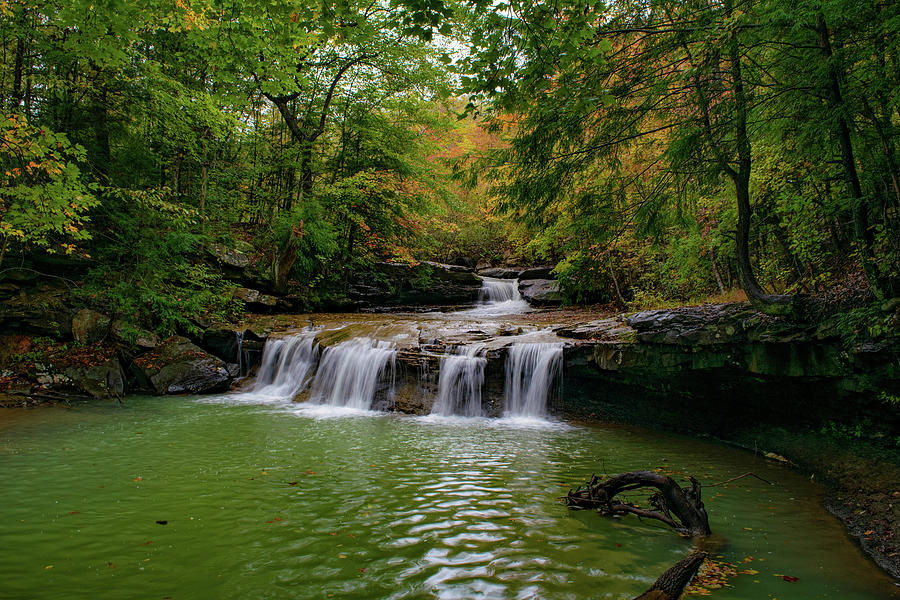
[
  {"left": 251, "top": 332, "right": 319, "bottom": 399},
  {"left": 308, "top": 338, "right": 397, "bottom": 410},
  {"left": 504, "top": 342, "right": 564, "bottom": 418},
  {"left": 430, "top": 346, "right": 487, "bottom": 417}
]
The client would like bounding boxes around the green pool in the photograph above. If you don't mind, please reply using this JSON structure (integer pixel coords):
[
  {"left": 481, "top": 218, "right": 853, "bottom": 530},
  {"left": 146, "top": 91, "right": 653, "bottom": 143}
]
[{"left": 1, "top": 396, "right": 897, "bottom": 599}]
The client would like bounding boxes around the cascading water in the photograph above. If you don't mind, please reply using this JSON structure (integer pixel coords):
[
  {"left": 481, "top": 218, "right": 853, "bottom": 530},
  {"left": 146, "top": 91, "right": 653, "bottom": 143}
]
[
  {"left": 504, "top": 342, "right": 564, "bottom": 419},
  {"left": 462, "top": 277, "right": 530, "bottom": 316},
  {"left": 308, "top": 338, "right": 396, "bottom": 410},
  {"left": 480, "top": 277, "right": 520, "bottom": 303},
  {"left": 430, "top": 346, "right": 487, "bottom": 417},
  {"left": 251, "top": 332, "right": 319, "bottom": 399}
]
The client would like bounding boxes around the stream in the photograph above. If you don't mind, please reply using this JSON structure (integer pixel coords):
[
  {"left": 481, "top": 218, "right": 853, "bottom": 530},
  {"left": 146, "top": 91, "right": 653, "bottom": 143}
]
[
  {"left": 1, "top": 283, "right": 898, "bottom": 599},
  {"left": 2, "top": 396, "right": 898, "bottom": 599}
]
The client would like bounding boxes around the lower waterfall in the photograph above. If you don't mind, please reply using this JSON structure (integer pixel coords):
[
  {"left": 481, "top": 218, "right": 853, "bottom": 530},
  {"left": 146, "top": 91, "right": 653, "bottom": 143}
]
[
  {"left": 430, "top": 346, "right": 487, "bottom": 417},
  {"left": 251, "top": 332, "right": 319, "bottom": 399},
  {"left": 308, "top": 338, "right": 396, "bottom": 410},
  {"left": 504, "top": 342, "right": 564, "bottom": 418}
]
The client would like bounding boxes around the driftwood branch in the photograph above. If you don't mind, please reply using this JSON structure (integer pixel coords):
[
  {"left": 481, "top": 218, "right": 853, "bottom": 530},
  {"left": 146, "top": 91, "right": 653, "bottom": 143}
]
[{"left": 564, "top": 471, "right": 711, "bottom": 537}]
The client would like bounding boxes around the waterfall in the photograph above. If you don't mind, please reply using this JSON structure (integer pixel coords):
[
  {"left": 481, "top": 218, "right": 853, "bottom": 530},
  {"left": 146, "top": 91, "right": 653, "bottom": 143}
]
[
  {"left": 504, "top": 343, "right": 564, "bottom": 418},
  {"left": 251, "top": 332, "right": 319, "bottom": 399},
  {"left": 430, "top": 346, "right": 487, "bottom": 417},
  {"left": 462, "top": 277, "right": 530, "bottom": 316},
  {"left": 479, "top": 277, "right": 520, "bottom": 303},
  {"left": 308, "top": 338, "right": 396, "bottom": 410}
]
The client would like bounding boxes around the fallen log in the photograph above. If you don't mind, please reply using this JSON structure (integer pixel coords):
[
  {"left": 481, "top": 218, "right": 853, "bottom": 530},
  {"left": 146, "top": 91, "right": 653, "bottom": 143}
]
[
  {"left": 565, "top": 470, "right": 711, "bottom": 537},
  {"left": 634, "top": 550, "right": 707, "bottom": 600}
]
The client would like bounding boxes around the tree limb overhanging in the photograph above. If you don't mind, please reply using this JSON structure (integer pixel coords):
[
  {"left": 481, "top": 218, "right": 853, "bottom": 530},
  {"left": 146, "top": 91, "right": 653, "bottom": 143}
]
[{"left": 564, "top": 471, "right": 711, "bottom": 537}]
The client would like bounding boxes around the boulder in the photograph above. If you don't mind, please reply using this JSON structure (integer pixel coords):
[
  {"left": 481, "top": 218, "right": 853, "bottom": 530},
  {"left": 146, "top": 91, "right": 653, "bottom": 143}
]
[
  {"left": 72, "top": 309, "right": 110, "bottom": 345},
  {"left": 64, "top": 357, "right": 125, "bottom": 398},
  {"left": 132, "top": 336, "right": 230, "bottom": 395},
  {"left": 519, "top": 279, "right": 563, "bottom": 306},
  {"left": 232, "top": 287, "right": 278, "bottom": 310},
  {"left": 207, "top": 242, "right": 252, "bottom": 269},
  {"left": 478, "top": 267, "right": 520, "bottom": 279},
  {"left": 518, "top": 266, "right": 556, "bottom": 280}
]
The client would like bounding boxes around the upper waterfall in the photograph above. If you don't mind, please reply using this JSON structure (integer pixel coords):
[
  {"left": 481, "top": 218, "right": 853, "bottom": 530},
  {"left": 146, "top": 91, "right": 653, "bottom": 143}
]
[{"left": 461, "top": 277, "right": 530, "bottom": 316}]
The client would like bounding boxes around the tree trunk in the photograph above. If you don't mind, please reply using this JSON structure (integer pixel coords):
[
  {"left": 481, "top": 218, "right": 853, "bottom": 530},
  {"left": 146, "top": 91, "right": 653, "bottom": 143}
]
[
  {"left": 92, "top": 91, "right": 111, "bottom": 178},
  {"left": 273, "top": 221, "right": 304, "bottom": 292},
  {"left": 814, "top": 15, "right": 890, "bottom": 298},
  {"left": 8, "top": 15, "right": 25, "bottom": 110},
  {"left": 634, "top": 550, "right": 707, "bottom": 600},
  {"left": 725, "top": 5, "right": 794, "bottom": 315},
  {"left": 709, "top": 246, "right": 725, "bottom": 295}
]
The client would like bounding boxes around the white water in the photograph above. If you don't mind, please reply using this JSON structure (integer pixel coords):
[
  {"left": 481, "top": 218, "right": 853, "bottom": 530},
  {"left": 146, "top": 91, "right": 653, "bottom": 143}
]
[
  {"left": 250, "top": 332, "right": 319, "bottom": 400},
  {"left": 504, "top": 342, "right": 564, "bottom": 418},
  {"left": 460, "top": 277, "right": 531, "bottom": 316},
  {"left": 308, "top": 338, "right": 396, "bottom": 410},
  {"left": 430, "top": 345, "right": 487, "bottom": 417}
]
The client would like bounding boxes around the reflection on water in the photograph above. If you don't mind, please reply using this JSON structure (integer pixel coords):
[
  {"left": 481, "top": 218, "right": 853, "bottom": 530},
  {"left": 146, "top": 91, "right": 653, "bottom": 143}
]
[{"left": 0, "top": 397, "right": 897, "bottom": 600}]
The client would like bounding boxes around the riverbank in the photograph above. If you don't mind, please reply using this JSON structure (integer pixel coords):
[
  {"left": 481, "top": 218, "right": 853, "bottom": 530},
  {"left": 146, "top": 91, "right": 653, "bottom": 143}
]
[{"left": 729, "top": 426, "right": 900, "bottom": 581}]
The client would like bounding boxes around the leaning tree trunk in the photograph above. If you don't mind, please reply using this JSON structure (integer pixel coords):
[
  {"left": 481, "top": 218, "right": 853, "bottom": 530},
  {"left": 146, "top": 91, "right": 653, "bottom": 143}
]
[
  {"left": 273, "top": 221, "right": 304, "bottom": 293},
  {"left": 565, "top": 471, "right": 711, "bottom": 537},
  {"left": 724, "top": 6, "right": 795, "bottom": 316},
  {"left": 634, "top": 550, "right": 707, "bottom": 600}
]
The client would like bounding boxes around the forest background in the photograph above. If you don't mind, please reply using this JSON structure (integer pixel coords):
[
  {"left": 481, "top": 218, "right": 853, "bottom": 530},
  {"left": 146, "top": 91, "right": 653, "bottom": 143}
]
[{"left": 1, "top": 0, "right": 898, "bottom": 335}]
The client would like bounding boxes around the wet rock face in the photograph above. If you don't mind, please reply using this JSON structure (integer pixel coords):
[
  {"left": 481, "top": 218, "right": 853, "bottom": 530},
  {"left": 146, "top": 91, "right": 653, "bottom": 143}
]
[
  {"left": 349, "top": 262, "right": 481, "bottom": 307},
  {"left": 72, "top": 309, "right": 111, "bottom": 345},
  {"left": 132, "top": 336, "right": 230, "bottom": 395},
  {"left": 556, "top": 303, "right": 900, "bottom": 435},
  {"left": 0, "top": 284, "right": 73, "bottom": 337}
]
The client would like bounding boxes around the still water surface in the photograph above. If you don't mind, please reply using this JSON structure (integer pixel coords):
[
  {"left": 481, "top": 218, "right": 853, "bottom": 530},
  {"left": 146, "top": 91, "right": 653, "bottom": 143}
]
[{"left": 1, "top": 396, "right": 897, "bottom": 599}]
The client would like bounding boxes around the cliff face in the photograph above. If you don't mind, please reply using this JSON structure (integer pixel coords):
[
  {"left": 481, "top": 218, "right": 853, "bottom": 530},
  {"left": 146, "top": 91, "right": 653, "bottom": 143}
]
[{"left": 555, "top": 303, "right": 899, "bottom": 436}]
